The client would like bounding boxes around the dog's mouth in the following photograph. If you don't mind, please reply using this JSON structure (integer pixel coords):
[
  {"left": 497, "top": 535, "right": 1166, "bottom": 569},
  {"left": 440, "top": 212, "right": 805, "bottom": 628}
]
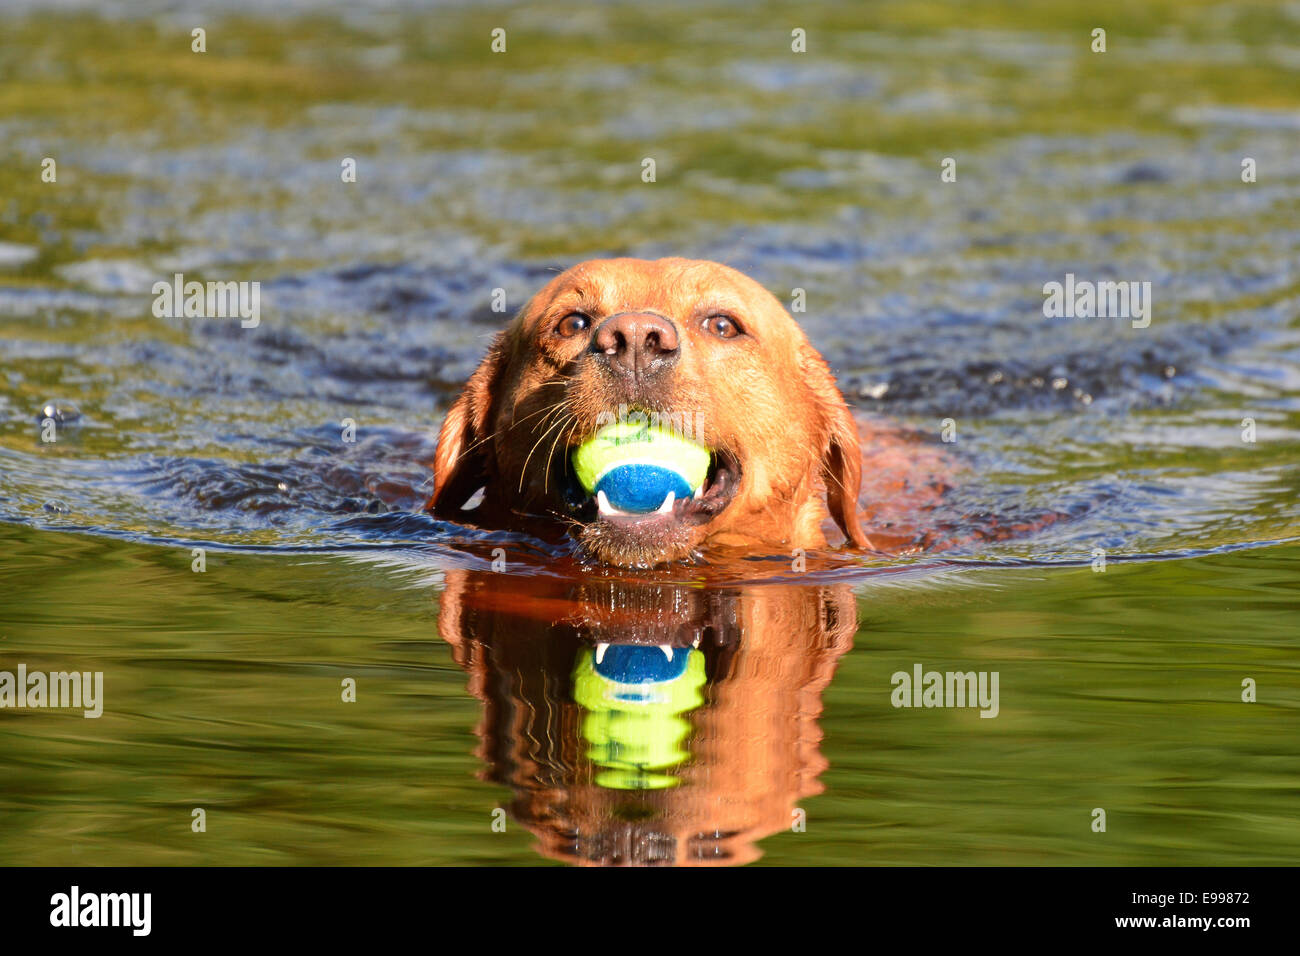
[{"left": 557, "top": 446, "right": 743, "bottom": 564}]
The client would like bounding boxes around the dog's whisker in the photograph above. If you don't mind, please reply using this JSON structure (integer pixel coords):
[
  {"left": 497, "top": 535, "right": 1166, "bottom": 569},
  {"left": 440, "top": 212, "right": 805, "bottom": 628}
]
[
  {"left": 434, "top": 387, "right": 578, "bottom": 478},
  {"left": 445, "top": 428, "right": 498, "bottom": 469},
  {"left": 541, "top": 414, "right": 579, "bottom": 497},
  {"left": 529, "top": 402, "right": 573, "bottom": 440},
  {"left": 822, "top": 467, "right": 852, "bottom": 498},
  {"left": 543, "top": 416, "right": 582, "bottom": 496},
  {"left": 519, "top": 412, "right": 574, "bottom": 494},
  {"left": 508, "top": 399, "right": 568, "bottom": 433}
]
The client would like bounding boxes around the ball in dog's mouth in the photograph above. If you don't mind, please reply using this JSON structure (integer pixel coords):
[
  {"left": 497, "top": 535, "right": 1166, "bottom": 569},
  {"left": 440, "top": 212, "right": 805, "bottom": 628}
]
[
  {"left": 557, "top": 431, "right": 743, "bottom": 566},
  {"left": 571, "top": 421, "right": 709, "bottom": 509}
]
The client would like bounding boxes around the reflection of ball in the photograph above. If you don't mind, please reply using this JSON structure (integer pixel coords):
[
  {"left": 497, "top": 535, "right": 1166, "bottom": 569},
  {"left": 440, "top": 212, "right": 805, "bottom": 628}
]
[
  {"left": 573, "top": 644, "right": 707, "bottom": 791},
  {"left": 573, "top": 422, "right": 710, "bottom": 512}
]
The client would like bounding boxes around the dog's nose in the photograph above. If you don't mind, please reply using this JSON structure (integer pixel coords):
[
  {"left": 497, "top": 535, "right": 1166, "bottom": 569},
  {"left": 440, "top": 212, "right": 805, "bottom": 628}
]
[{"left": 591, "top": 311, "right": 680, "bottom": 378}]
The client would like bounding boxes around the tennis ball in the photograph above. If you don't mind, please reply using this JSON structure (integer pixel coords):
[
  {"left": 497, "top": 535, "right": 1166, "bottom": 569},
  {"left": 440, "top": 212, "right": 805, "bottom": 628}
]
[{"left": 572, "top": 421, "right": 710, "bottom": 513}]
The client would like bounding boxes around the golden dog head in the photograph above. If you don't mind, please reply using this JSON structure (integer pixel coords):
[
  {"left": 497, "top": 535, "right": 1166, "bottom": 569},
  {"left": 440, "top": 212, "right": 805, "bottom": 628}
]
[{"left": 427, "top": 257, "right": 870, "bottom": 566}]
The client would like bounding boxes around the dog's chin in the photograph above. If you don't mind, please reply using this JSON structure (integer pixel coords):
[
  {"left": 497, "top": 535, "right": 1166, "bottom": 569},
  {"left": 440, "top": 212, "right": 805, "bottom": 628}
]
[
  {"left": 560, "top": 450, "right": 743, "bottom": 568},
  {"left": 577, "top": 519, "right": 700, "bottom": 567}
]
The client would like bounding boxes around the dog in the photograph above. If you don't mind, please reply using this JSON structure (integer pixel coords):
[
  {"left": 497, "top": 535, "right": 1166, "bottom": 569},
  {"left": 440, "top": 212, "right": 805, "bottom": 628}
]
[{"left": 426, "top": 257, "right": 875, "bottom": 566}]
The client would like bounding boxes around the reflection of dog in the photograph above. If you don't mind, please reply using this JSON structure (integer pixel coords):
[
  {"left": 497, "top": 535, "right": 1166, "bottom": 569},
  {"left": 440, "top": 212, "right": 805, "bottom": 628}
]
[
  {"left": 426, "top": 257, "right": 875, "bottom": 566},
  {"left": 437, "top": 569, "right": 857, "bottom": 865}
]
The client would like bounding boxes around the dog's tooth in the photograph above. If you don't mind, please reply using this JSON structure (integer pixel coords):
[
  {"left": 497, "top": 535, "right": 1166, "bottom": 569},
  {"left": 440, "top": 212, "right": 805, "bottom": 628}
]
[
  {"left": 658, "top": 644, "right": 674, "bottom": 662},
  {"left": 655, "top": 491, "right": 675, "bottom": 514},
  {"left": 693, "top": 484, "right": 704, "bottom": 500},
  {"left": 596, "top": 489, "right": 634, "bottom": 517},
  {"left": 595, "top": 642, "right": 609, "bottom": 664}
]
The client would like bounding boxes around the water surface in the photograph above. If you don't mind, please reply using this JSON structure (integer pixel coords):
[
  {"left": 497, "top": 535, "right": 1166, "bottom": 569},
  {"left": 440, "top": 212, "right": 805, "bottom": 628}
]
[{"left": 1, "top": 0, "right": 1298, "bottom": 864}]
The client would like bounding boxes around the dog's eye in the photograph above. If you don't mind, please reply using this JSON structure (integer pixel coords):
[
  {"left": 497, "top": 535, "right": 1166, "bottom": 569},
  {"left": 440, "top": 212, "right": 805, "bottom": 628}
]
[
  {"left": 555, "top": 312, "right": 591, "bottom": 337},
  {"left": 703, "top": 314, "right": 741, "bottom": 339}
]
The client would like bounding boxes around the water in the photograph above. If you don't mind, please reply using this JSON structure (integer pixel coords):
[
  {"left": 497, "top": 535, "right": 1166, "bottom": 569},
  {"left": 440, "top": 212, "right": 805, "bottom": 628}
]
[{"left": 1, "top": 0, "right": 1298, "bottom": 865}]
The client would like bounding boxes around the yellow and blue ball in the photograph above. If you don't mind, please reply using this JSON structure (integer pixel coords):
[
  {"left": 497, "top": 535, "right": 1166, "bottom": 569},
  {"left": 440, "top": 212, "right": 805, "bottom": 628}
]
[{"left": 572, "top": 421, "right": 710, "bottom": 513}]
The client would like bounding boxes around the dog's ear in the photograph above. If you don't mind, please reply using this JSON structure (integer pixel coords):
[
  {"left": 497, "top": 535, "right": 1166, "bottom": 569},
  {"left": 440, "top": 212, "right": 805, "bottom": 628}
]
[
  {"left": 428, "top": 332, "right": 510, "bottom": 517},
  {"left": 801, "top": 344, "right": 874, "bottom": 550}
]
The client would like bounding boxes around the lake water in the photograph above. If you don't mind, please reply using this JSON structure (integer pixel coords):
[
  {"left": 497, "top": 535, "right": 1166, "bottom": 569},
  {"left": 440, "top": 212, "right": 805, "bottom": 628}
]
[{"left": 1, "top": 0, "right": 1298, "bottom": 865}]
